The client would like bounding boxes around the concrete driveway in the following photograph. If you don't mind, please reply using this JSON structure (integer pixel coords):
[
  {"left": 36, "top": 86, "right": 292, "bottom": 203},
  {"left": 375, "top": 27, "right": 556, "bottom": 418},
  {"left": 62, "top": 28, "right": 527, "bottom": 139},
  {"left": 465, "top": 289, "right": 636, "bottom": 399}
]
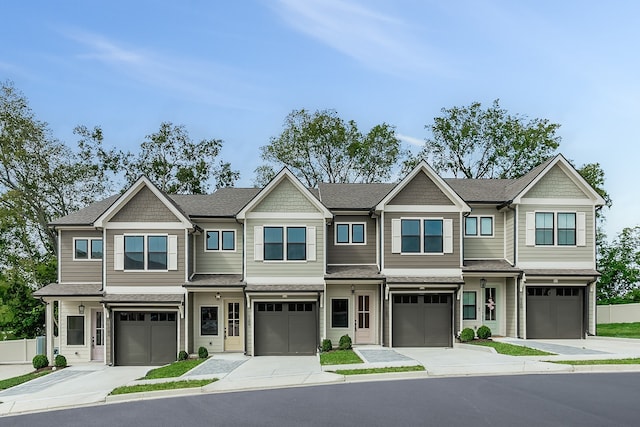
[
  {"left": 0, "top": 364, "right": 34, "bottom": 381},
  {"left": 497, "top": 336, "right": 640, "bottom": 359}
]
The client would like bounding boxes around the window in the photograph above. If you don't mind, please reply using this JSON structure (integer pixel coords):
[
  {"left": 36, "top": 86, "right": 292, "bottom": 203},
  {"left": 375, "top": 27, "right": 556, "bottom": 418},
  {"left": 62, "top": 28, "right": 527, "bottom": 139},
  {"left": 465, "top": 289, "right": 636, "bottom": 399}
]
[
  {"left": 401, "top": 219, "right": 420, "bottom": 253},
  {"left": 148, "top": 236, "right": 168, "bottom": 270},
  {"left": 535, "top": 212, "right": 554, "bottom": 245},
  {"left": 124, "top": 236, "right": 144, "bottom": 269},
  {"left": 557, "top": 213, "right": 576, "bottom": 246},
  {"left": 424, "top": 220, "right": 443, "bottom": 253},
  {"left": 485, "top": 287, "right": 496, "bottom": 321},
  {"left": 463, "top": 292, "right": 476, "bottom": 320},
  {"left": 263, "top": 227, "right": 308, "bottom": 261},
  {"left": 399, "top": 219, "right": 445, "bottom": 254},
  {"left": 465, "top": 216, "right": 493, "bottom": 237},
  {"left": 124, "top": 235, "right": 168, "bottom": 270},
  {"left": 335, "top": 223, "right": 366, "bottom": 245},
  {"left": 206, "top": 230, "right": 235, "bottom": 251},
  {"left": 200, "top": 307, "right": 218, "bottom": 335},
  {"left": 287, "top": 227, "right": 306, "bottom": 260},
  {"left": 67, "top": 316, "right": 84, "bottom": 345},
  {"left": 74, "top": 238, "right": 103, "bottom": 260},
  {"left": 331, "top": 299, "right": 349, "bottom": 328},
  {"left": 264, "top": 227, "right": 284, "bottom": 260}
]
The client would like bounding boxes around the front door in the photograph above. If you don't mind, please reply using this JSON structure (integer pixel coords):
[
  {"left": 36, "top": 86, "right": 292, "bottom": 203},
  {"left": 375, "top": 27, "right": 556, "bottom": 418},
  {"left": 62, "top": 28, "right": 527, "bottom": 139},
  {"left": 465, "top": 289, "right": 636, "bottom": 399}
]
[
  {"left": 224, "top": 300, "right": 243, "bottom": 352},
  {"left": 355, "top": 292, "right": 374, "bottom": 344},
  {"left": 484, "top": 287, "right": 498, "bottom": 332},
  {"left": 91, "top": 309, "right": 104, "bottom": 361}
]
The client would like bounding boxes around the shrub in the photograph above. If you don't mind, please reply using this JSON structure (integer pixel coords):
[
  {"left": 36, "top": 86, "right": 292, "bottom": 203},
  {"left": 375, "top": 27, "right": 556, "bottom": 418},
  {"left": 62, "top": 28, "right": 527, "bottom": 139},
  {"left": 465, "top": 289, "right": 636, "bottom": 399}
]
[
  {"left": 459, "top": 328, "right": 475, "bottom": 342},
  {"left": 178, "top": 350, "right": 189, "bottom": 361},
  {"left": 338, "top": 334, "right": 352, "bottom": 350},
  {"left": 54, "top": 354, "right": 67, "bottom": 368},
  {"left": 32, "top": 354, "right": 49, "bottom": 370},
  {"left": 198, "top": 346, "right": 209, "bottom": 359},
  {"left": 321, "top": 339, "right": 332, "bottom": 352},
  {"left": 477, "top": 325, "right": 492, "bottom": 340}
]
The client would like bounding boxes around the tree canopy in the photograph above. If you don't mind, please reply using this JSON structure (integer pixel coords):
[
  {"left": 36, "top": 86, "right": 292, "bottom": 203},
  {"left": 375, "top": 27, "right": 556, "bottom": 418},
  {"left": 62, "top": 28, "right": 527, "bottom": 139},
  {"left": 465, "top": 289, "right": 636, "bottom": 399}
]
[
  {"left": 255, "top": 109, "right": 408, "bottom": 187},
  {"left": 597, "top": 226, "right": 640, "bottom": 302}
]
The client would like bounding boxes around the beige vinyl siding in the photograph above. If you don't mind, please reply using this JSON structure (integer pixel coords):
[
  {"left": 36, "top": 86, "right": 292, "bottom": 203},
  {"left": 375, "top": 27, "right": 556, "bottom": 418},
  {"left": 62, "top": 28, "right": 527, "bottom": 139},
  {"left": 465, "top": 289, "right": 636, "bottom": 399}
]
[
  {"left": 383, "top": 212, "right": 460, "bottom": 269},
  {"left": 327, "top": 215, "right": 377, "bottom": 265},
  {"left": 59, "top": 300, "right": 101, "bottom": 364},
  {"left": 59, "top": 230, "right": 103, "bottom": 283},
  {"left": 195, "top": 221, "right": 243, "bottom": 274},
  {"left": 110, "top": 186, "right": 179, "bottom": 222},
  {"left": 505, "top": 210, "right": 515, "bottom": 264},
  {"left": 245, "top": 218, "right": 325, "bottom": 279},
  {"left": 505, "top": 278, "right": 516, "bottom": 337},
  {"left": 191, "top": 292, "right": 244, "bottom": 354},
  {"left": 253, "top": 179, "right": 318, "bottom": 212},
  {"left": 463, "top": 207, "right": 504, "bottom": 260},
  {"left": 523, "top": 165, "right": 587, "bottom": 199},
  {"left": 325, "top": 284, "right": 380, "bottom": 346},
  {"left": 106, "top": 229, "right": 185, "bottom": 286},
  {"left": 518, "top": 205, "right": 594, "bottom": 264},
  {"left": 389, "top": 171, "right": 453, "bottom": 205}
]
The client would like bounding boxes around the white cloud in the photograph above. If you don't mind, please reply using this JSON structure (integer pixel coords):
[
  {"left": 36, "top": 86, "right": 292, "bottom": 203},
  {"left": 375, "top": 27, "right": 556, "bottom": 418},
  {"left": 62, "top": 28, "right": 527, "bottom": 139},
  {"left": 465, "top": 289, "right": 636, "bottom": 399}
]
[{"left": 397, "top": 133, "right": 424, "bottom": 147}]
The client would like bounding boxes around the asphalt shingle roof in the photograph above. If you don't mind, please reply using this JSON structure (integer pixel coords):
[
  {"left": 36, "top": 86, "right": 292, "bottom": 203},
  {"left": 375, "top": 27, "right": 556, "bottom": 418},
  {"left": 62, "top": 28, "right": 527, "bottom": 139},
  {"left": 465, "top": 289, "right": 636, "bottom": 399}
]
[
  {"left": 318, "top": 183, "right": 395, "bottom": 209},
  {"left": 33, "top": 283, "right": 103, "bottom": 297}
]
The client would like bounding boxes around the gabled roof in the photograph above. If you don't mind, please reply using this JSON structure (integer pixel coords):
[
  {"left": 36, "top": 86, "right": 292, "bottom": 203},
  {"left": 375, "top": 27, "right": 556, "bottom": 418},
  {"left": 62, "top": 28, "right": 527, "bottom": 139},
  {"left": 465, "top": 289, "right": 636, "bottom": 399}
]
[
  {"left": 236, "top": 168, "right": 332, "bottom": 219},
  {"left": 318, "top": 183, "right": 395, "bottom": 210},
  {"left": 171, "top": 188, "right": 260, "bottom": 217},
  {"left": 50, "top": 195, "right": 120, "bottom": 226}
]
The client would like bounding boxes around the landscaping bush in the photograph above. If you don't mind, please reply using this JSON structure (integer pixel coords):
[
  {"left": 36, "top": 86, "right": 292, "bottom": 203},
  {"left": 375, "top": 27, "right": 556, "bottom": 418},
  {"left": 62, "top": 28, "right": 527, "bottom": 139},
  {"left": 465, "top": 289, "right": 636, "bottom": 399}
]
[
  {"left": 178, "top": 350, "right": 189, "bottom": 361},
  {"left": 459, "top": 328, "right": 475, "bottom": 342},
  {"left": 338, "top": 334, "right": 352, "bottom": 350},
  {"left": 477, "top": 325, "right": 492, "bottom": 340},
  {"left": 321, "top": 339, "right": 333, "bottom": 352},
  {"left": 32, "top": 354, "right": 49, "bottom": 370},
  {"left": 54, "top": 354, "right": 67, "bottom": 368},
  {"left": 198, "top": 346, "right": 209, "bottom": 359}
]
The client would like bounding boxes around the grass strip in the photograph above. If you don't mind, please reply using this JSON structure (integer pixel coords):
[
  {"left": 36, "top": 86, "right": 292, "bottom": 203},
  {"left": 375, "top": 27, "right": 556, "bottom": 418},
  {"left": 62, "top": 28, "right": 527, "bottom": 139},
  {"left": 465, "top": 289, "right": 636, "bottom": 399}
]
[
  {"left": 110, "top": 379, "right": 216, "bottom": 395},
  {"left": 551, "top": 358, "right": 640, "bottom": 365},
  {"left": 143, "top": 358, "right": 208, "bottom": 379},
  {"left": 469, "top": 341, "right": 555, "bottom": 356},
  {"left": 0, "top": 371, "right": 51, "bottom": 391},
  {"left": 596, "top": 322, "right": 640, "bottom": 339},
  {"left": 335, "top": 365, "right": 425, "bottom": 375},
  {"left": 320, "top": 350, "right": 363, "bottom": 365}
]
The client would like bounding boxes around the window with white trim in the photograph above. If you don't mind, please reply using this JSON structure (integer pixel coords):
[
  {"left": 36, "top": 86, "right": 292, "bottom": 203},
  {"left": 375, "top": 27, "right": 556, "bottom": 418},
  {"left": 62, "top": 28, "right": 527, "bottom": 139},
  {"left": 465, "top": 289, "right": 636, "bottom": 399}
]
[
  {"left": 526, "top": 211, "right": 585, "bottom": 247},
  {"left": 67, "top": 316, "right": 85, "bottom": 345},
  {"left": 557, "top": 213, "right": 576, "bottom": 246},
  {"left": 401, "top": 219, "right": 443, "bottom": 253},
  {"left": 462, "top": 291, "right": 476, "bottom": 320},
  {"left": 465, "top": 216, "right": 493, "bottom": 237},
  {"left": 114, "top": 234, "right": 178, "bottom": 271},
  {"left": 331, "top": 299, "right": 349, "bottom": 328},
  {"left": 535, "top": 212, "right": 554, "bottom": 245},
  {"left": 73, "top": 238, "right": 103, "bottom": 260},
  {"left": 335, "top": 223, "right": 366, "bottom": 245},
  {"left": 205, "top": 230, "right": 235, "bottom": 251},
  {"left": 254, "top": 225, "right": 316, "bottom": 262}
]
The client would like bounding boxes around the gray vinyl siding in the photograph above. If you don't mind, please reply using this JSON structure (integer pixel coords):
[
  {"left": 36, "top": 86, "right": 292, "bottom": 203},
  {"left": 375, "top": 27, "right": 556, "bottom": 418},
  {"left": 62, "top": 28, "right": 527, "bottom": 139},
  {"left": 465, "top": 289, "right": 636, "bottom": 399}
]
[
  {"left": 389, "top": 171, "right": 454, "bottom": 205},
  {"left": 245, "top": 218, "right": 325, "bottom": 279},
  {"left": 463, "top": 207, "right": 504, "bottom": 260},
  {"left": 110, "top": 186, "right": 179, "bottom": 222},
  {"left": 505, "top": 210, "right": 515, "bottom": 264},
  {"left": 383, "top": 212, "right": 460, "bottom": 269},
  {"left": 523, "top": 165, "right": 587, "bottom": 199},
  {"left": 505, "top": 278, "right": 516, "bottom": 337},
  {"left": 195, "top": 221, "right": 243, "bottom": 274},
  {"left": 105, "top": 229, "right": 186, "bottom": 286},
  {"left": 518, "top": 204, "right": 594, "bottom": 264},
  {"left": 383, "top": 298, "right": 389, "bottom": 347},
  {"left": 187, "top": 293, "right": 195, "bottom": 353},
  {"left": 327, "top": 215, "right": 376, "bottom": 265},
  {"left": 253, "top": 179, "right": 318, "bottom": 212},
  {"left": 59, "top": 229, "right": 103, "bottom": 283}
]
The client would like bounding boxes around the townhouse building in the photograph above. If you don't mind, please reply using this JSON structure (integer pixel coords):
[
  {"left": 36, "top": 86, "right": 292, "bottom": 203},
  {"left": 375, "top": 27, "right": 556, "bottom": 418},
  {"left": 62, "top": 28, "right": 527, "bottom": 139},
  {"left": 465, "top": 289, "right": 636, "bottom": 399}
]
[{"left": 35, "top": 154, "right": 605, "bottom": 365}]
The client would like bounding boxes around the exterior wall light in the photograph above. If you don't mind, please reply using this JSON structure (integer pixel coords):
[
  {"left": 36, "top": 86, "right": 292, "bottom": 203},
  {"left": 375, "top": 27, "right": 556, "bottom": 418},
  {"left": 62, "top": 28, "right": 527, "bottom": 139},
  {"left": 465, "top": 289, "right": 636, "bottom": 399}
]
[
  {"left": 480, "top": 278, "right": 487, "bottom": 289},
  {"left": 78, "top": 302, "right": 85, "bottom": 314}
]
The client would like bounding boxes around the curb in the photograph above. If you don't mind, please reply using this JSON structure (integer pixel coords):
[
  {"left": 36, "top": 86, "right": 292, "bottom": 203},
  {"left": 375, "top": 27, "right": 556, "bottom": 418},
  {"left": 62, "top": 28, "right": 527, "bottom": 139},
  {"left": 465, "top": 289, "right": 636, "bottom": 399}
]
[
  {"left": 105, "top": 386, "right": 204, "bottom": 403},
  {"left": 454, "top": 343, "right": 497, "bottom": 354}
]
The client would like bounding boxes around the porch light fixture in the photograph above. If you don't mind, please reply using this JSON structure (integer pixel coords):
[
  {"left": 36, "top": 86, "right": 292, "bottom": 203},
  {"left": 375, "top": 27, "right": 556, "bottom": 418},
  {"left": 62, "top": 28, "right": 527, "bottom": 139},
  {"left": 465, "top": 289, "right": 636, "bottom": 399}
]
[
  {"left": 480, "top": 278, "right": 487, "bottom": 289},
  {"left": 351, "top": 285, "right": 355, "bottom": 294},
  {"left": 216, "top": 292, "right": 221, "bottom": 300},
  {"left": 78, "top": 302, "right": 85, "bottom": 314}
]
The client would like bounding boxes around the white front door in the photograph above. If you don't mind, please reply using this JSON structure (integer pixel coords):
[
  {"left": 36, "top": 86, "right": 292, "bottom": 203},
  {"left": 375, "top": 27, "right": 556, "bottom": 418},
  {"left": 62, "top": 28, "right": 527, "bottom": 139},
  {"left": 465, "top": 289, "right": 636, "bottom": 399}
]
[
  {"left": 91, "top": 309, "right": 104, "bottom": 361},
  {"left": 355, "top": 292, "right": 374, "bottom": 344},
  {"left": 224, "top": 300, "right": 243, "bottom": 352}
]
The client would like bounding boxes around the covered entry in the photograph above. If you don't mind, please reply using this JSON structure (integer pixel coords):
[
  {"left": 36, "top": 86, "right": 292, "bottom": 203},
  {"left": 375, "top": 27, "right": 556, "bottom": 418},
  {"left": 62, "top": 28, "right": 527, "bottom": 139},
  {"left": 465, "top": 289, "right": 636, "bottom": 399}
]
[
  {"left": 392, "top": 294, "right": 453, "bottom": 347},
  {"left": 114, "top": 311, "right": 177, "bottom": 365},
  {"left": 254, "top": 302, "right": 317, "bottom": 355},
  {"left": 526, "top": 287, "right": 584, "bottom": 339}
]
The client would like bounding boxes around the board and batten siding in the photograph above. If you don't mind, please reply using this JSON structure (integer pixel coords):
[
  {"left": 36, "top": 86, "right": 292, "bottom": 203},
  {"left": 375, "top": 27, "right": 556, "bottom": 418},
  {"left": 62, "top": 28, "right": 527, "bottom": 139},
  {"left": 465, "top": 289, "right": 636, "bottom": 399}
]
[
  {"left": 105, "top": 229, "right": 185, "bottom": 286},
  {"left": 253, "top": 179, "right": 318, "bottom": 213},
  {"left": 463, "top": 207, "right": 504, "bottom": 260},
  {"left": 383, "top": 212, "right": 460, "bottom": 269},
  {"left": 517, "top": 204, "right": 594, "bottom": 264},
  {"left": 59, "top": 229, "right": 103, "bottom": 283},
  {"left": 327, "top": 215, "right": 376, "bottom": 265},
  {"left": 523, "top": 165, "right": 587, "bottom": 199},
  {"left": 194, "top": 221, "right": 243, "bottom": 274},
  {"left": 245, "top": 218, "right": 325, "bottom": 279},
  {"left": 110, "top": 186, "right": 179, "bottom": 222},
  {"left": 388, "top": 171, "right": 454, "bottom": 205}
]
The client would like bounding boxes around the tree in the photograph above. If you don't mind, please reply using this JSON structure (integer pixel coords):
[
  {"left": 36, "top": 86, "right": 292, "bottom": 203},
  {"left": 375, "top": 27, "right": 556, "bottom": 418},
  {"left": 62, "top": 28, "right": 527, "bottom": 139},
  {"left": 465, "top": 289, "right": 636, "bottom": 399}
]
[
  {"left": 255, "top": 109, "right": 408, "bottom": 187},
  {"left": 78, "top": 122, "right": 239, "bottom": 194},
  {"left": 597, "top": 226, "right": 640, "bottom": 302},
  {"left": 410, "top": 99, "right": 561, "bottom": 179}
]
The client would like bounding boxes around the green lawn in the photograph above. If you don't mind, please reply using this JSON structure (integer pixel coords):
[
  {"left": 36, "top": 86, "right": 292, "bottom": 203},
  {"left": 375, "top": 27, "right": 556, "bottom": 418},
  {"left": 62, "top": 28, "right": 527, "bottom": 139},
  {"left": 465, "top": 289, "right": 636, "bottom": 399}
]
[
  {"left": 143, "top": 358, "right": 207, "bottom": 379},
  {"left": 596, "top": 322, "right": 640, "bottom": 339},
  {"left": 335, "top": 366, "right": 425, "bottom": 375},
  {"left": 110, "top": 379, "right": 216, "bottom": 395},
  {"left": 319, "top": 350, "right": 363, "bottom": 365},
  {"left": 0, "top": 370, "right": 51, "bottom": 391},
  {"left": 552, "top": 358, "right": 640, "bottom": 365},
  {"left": 469, "top": 340, "right": 555, "bottom": 356}
]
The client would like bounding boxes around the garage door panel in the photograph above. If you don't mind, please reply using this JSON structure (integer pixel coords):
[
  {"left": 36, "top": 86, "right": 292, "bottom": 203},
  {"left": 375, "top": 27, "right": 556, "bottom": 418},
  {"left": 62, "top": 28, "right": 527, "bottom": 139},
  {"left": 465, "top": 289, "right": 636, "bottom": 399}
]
[
  {"left": 392, "top": 294, "right": 452, "bottom": 347},
  {"left": 115, "top": 311, "right": 177, "bottom": 366},
  {"left": 527, "top": 287, "right": 583, "bottom": 339},
  {"left": 254, "top": 302, "right": 317, "bottom": 356}
]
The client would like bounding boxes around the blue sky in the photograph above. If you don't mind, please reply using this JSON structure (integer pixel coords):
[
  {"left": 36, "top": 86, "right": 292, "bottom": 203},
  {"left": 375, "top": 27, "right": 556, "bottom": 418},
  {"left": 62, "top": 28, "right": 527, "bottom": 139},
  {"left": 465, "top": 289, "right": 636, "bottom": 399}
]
[{"left": 1, "top": 1, "right": 638, "bottom": 238}]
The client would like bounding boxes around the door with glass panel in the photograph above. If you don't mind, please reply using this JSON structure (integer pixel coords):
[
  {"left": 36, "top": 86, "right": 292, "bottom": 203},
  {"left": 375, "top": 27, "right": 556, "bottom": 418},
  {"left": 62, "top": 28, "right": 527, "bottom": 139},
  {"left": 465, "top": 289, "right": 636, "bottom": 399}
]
[
  {"left": 91, "top": 309, "right": 104, "bottom": 361},
  {"left": 484, "top": 287, "right": 498, "bottom": 332},
  {"left": 225, "top": 300, "right": 243, "bottom": 351},
  {"left": 355, "top": 292, "right": 374, "bottom": 344}
]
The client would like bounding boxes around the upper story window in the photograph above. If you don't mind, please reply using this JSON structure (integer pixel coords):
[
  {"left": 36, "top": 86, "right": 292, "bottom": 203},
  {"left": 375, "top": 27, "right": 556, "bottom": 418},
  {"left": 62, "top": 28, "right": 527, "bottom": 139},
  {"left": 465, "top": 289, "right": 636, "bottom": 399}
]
[
  {"left": 465, "top": 216, "right": 493, "bottom": 237},
  {"left": 205, "top": 230, "right": 235, "bottom": 251},
  {"left": 526, "top": 211, "right": 585, "bottom": 247},
  {"left": 73, "top": 238, "right": 103, "bottom": 260},
  {"left": 114, "top": 234, "right": 177, "bottom": 271},
  {"left": 335, "top": 223, "right": 366, "bottom": 245},
  {"left": 255, "top": 225, "right": 316, "bottom": 262},
  {"left": 557, "top": 213, "right": 576, "bottom": 246},
  {"left": 401, "top": 219, "right": 443, "bottom": 253},
  {"left": 535, "top": 212, "right": 554, "bottom": 245}
]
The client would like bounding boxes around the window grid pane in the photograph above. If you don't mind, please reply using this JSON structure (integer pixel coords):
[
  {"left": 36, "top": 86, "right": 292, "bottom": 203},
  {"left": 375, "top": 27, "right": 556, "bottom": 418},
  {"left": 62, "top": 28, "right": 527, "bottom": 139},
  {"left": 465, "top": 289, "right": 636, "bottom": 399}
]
[
  {"left": 424, "top": 220, "right": 443, "bottom": 253},
  {"left": 352, "top": 224, "right": 365, "bottom": 243},
  {"left": 75, "top": 239, "right": 88, "bottom": 259},
  {"left": 401, "top": 220, "right": 420, "bottom": 253},
  {"left": 147, "top": 236, "right": 167, "bottom": 270},
  {"left": 557, "top": 213, "right": 576, "bottom": 246},
  {"left": 222, "top": 231, "right": 235, "bottom": 250},
  {"left": 480, "top": 217, "right": 493, "bottom": 236},
  {"left": 462, "top": 291, "right": 476, "bottom": 320},
  {"left": 287, "top": 227, "right": 306, "bottom": 260},
  {"left": 124, "top": 236, "right": 144, "bottom": 270},
  {"left": 206, "top": 231, "right": 219, "bottom": 250},
  {"left": 336, "top": 224, "right": 349, "bottom": 243},
  {"left": 264, "top": 227, "right": 283, "bottom": 260},
  {"left": 465, "top": 217, "right": 477, "bottom": 236},
  {"left": 91, "top": 239, "right": 103, "bottom": 259},
  {"left": 535, "top": 213, "right": 554, "bottom": 245}
]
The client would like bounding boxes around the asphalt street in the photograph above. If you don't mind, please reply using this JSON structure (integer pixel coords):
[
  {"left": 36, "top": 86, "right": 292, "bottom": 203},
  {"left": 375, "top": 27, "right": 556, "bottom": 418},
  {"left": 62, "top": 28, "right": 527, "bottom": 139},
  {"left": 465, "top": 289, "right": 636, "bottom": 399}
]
[{"left": 4, "top": 373, "right": 640, "bottom": 427}]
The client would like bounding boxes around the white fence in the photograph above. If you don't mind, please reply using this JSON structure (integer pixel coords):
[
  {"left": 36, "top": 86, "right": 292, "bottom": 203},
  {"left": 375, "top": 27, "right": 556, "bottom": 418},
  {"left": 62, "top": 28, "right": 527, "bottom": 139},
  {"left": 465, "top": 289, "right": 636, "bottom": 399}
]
[
  {"left": 597, "top": 303, "right": 640, "bottom": 324},
  {"left": 0, "top": 337, "right": 59, "bottom": 363}
]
